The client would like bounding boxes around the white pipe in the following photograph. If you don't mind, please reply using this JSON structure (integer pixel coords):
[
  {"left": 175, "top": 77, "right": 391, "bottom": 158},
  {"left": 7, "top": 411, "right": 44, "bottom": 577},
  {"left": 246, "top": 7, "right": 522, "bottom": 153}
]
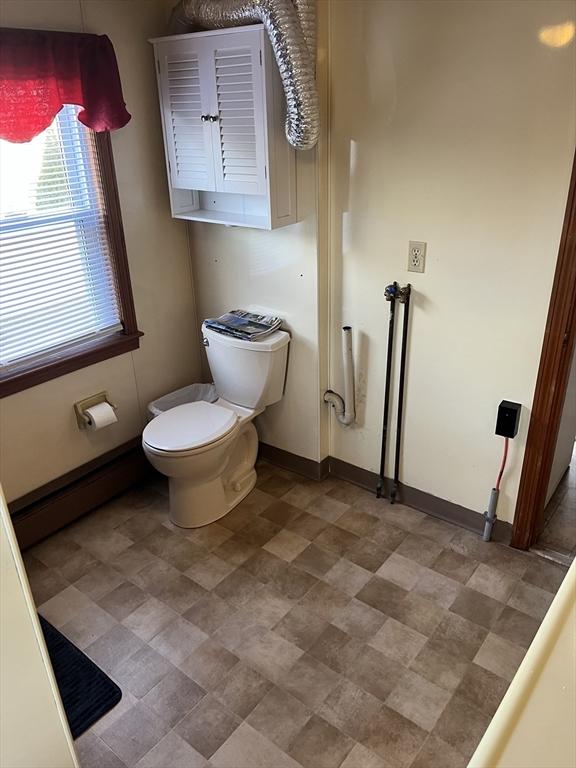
[{"left": 324, "top": 326, "right": 355, "bottom": 427}]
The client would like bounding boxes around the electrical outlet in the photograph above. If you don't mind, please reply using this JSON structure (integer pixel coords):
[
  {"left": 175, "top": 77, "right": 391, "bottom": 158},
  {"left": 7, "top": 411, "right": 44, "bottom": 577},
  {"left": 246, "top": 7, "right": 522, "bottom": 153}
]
[{"left": 408, "top": 241, "right": 426, "bottom": 273}]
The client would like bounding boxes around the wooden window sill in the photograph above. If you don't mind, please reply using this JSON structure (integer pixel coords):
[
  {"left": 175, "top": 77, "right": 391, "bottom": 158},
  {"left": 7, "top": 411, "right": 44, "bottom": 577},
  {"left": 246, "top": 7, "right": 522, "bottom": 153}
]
[{"left": 0, "top": 330, "right": 143, "bottom": 398}]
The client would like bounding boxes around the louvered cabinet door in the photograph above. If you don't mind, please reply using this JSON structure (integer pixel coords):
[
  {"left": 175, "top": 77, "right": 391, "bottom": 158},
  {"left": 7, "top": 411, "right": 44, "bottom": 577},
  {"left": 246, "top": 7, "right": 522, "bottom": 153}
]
[
  {"left": 156, "top": 40, "right": 216, "bottom": 192},
  {"left": 206, "top": 31, "right": 268, "bottom": 196}
]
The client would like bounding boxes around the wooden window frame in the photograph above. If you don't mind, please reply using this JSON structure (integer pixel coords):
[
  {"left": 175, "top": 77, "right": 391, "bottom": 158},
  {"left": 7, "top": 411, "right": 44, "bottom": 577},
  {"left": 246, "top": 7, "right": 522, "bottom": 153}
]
[{"left": 0, "top": 130, "right": 142, "bottom": 398}]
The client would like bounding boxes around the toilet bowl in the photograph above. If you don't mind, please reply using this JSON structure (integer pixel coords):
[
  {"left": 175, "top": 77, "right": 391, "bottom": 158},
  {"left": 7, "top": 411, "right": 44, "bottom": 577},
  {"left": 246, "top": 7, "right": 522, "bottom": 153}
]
[{"left": 142, "top": 322, "right": 290, "bottom": 528}]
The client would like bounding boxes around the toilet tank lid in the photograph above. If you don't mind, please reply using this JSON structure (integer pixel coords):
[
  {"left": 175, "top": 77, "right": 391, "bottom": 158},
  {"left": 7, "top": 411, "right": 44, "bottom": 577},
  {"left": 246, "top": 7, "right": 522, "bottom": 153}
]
[
  {"left": 142, "top": 401, "right": 238, "bottom": 452},
  {"left": 202, "top": 324, "right": 290, "bottom": 352}
]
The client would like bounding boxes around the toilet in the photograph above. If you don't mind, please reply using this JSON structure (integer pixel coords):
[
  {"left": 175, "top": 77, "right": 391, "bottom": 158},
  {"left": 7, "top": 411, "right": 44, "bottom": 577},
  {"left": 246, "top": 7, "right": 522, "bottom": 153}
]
[{"left": 142, "top": 322, "right": 290, "bottom": 528}]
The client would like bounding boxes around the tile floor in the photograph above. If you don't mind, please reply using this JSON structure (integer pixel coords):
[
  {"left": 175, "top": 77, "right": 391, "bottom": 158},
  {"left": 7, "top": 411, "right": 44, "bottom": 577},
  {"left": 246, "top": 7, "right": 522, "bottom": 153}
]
[
  {"left": 536, "top": 443, "right": 576, "bottom": 560},
  {"left": 23, "top": 462, "right": 569, "bottom": 768}
]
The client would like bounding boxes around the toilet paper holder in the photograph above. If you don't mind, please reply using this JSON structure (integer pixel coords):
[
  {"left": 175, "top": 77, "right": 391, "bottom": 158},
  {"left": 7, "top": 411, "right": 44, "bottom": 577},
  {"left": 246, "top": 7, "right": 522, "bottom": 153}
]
[{"left": 74, "top": 391, "right": 117, "bottom": 429}]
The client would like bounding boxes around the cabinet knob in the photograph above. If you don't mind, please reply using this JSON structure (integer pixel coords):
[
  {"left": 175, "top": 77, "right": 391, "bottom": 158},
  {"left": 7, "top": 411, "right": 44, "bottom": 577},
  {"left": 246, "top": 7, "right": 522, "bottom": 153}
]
[
  {"left": 209, "top": 114, "right": 219, "bottom": 122},
  {"left": 200, "top": 114, "right": 209, "bottom": 122}
]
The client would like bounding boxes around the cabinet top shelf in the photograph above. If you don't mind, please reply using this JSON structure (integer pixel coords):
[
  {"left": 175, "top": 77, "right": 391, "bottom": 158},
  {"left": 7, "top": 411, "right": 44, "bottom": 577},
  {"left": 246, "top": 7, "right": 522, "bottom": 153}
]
[{"left": 149, "top": 23, "right": 264, "bottom": 45}]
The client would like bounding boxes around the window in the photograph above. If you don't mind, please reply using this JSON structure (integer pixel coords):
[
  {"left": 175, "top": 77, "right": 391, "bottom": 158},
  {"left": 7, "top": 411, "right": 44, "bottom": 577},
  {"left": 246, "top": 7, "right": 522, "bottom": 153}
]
[{"left": 0, "top": 105, "right": 140, "bottom": 396}]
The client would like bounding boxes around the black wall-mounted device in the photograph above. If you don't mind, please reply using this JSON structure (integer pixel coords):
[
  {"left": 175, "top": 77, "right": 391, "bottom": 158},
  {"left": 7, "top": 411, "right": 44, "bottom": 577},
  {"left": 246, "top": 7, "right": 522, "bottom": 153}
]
[{"left": 495, "top": 400, "right": 521, "bottom": 439}]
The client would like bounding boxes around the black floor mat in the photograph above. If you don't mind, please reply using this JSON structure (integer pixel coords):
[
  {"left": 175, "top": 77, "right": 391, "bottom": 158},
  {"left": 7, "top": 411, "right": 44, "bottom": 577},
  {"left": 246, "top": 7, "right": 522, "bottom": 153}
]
[{"left": 39, "top": 615, "right": 122, "bottom": 739}]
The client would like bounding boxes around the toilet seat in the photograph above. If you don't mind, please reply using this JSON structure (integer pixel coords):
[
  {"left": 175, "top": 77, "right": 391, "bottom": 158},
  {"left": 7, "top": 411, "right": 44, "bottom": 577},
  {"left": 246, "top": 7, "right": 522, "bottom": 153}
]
[{"left": 142, "top": 401, "right": 238, "bottom": 454}]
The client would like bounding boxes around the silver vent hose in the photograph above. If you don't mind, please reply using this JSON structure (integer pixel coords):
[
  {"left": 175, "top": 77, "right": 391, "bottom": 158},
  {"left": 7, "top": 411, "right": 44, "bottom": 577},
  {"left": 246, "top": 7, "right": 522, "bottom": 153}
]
[{"left": 169, "top": 0, "right": 319, "bottom": 150}]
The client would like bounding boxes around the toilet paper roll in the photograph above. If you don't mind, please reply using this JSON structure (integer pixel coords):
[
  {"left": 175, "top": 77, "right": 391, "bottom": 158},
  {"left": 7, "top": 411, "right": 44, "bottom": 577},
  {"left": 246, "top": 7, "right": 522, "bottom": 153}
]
[{"left": 84, "top": 402, "right": 118, "bottom": 431}]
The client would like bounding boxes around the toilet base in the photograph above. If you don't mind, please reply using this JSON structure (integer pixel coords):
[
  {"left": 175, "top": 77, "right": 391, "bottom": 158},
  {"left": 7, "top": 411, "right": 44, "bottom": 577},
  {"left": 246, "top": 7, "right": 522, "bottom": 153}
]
[
  {"left": 168, "top": 421, "right": 259, "bottom": 528},
  {"left": 169, "top": 468, "right": 256, "bottom": 528}
]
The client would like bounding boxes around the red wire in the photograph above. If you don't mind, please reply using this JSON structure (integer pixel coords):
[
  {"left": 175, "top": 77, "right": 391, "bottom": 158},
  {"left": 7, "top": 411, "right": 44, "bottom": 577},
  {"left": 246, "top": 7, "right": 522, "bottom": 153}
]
[{"left": 495, "top": 437, "right": 509, "bottom": 490}]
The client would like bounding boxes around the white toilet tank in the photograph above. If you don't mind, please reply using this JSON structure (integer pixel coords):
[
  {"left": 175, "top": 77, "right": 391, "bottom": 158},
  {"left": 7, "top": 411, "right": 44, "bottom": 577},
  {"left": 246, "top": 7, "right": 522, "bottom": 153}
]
[{"left": 202, "top": 323, "right": 290, "bottom": 409}]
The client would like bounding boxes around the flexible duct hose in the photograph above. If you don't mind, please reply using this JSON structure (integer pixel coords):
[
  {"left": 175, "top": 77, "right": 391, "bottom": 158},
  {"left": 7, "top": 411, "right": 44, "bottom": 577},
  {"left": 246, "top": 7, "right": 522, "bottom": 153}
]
[{"left": 169, "top": 0, "right": 319, "bottom": 150}]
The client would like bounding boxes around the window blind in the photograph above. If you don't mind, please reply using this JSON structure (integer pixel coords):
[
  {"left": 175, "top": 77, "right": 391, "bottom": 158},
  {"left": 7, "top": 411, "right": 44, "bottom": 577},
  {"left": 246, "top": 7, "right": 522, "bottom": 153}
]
[{"left": 0, "top": 104, "right": 122, "bottom": 369}]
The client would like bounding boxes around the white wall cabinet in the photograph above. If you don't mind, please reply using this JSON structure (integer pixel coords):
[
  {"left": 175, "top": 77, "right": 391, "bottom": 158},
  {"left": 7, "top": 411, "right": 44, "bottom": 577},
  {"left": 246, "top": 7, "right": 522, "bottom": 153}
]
[{"left": 151, "top": 25, "right": 296, "bottom": 230}]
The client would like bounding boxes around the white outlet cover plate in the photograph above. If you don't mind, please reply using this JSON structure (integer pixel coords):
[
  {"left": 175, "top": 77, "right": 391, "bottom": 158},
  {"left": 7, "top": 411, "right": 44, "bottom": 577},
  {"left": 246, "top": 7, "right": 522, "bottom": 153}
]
[{"left": 408, "top": 241, "right": 426, "bottom": 273}]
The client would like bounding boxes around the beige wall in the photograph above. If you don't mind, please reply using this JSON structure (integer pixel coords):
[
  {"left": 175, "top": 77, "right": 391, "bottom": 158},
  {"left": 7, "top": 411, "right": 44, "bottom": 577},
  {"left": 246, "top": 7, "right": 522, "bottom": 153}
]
[
  {"left": 0, "top": 486, "right": 78, "bottom": 768},
  {"left": 188, "top": 148, "right": 322, "bottom": 461},
  {"left": 327, "top": 0, "right": 576, "bottom": 522},
  {"left": 0, "top": 0, "right": 202, "bottom": 502},
  {"left": 470, "top": 561, "right": 575, "bottom": 768}
]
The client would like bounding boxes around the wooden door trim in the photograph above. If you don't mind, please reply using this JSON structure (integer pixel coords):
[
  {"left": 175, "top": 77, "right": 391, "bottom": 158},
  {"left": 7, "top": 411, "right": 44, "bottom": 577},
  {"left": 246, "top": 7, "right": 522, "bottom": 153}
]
[{"left": 512, "top": 152, "right": 576, "bottom": 549}]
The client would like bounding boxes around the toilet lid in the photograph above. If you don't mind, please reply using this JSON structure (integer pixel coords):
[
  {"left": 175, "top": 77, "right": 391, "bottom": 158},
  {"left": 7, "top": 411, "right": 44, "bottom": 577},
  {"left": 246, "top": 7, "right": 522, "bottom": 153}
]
[{"left": 142, "top": 401, "right": 238, "bottom": 452}]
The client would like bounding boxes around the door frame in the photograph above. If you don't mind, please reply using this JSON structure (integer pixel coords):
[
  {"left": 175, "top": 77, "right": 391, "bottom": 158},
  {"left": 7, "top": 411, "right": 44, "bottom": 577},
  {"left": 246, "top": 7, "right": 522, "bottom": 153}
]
[{"left": 512, "top": 152, "right": 576, "bottom": 550}]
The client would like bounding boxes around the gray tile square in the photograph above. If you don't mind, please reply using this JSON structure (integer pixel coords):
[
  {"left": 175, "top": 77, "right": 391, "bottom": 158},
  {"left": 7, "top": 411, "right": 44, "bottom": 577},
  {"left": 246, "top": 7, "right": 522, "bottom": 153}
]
[
  {"left": 323, "top": 558, "right": 372, "bottom": 596},
  {"left": 60, "top": 603, "right": 117, "bottom": 649},
  {"left": 293, "top": 543, "right": 340, "bottom": 578},
  {"left": 335, "top": 508, "right": 379, "bottom": 538},
  {"left": 100, "top": 701, "right": 170, "bottom": 766},
  {"left": 179, "top": 638, "right": 239, "bottom": 689},
  {"left": 182, "top": 593, "right": 232, "bottom": 634},
  {"left": 313, "top": 524, "right": 360, "bottom": 557},
  {"left": 385, "top": 669, "right": 451, "bottom": 731},
  {"left": 410, "top": 644, "right": 469, "bottom": 693},
  {"left": 288, "top": 714, "right": 354, "bottom": 768},
  {"left": 39, "top": 585, "right": 93, "bottom": 627},
  {"left": 368, "top": 618, "right": 428, "bottom": 666},
  {"left": 298, "top": 581, "right": 351, "bottom": 621},
  {"left": 346, "top": 539, "right": 392, "bottom": 573},
  {"left": 122, "top": 597, "right": 177, "bottom": 642},
  {"left": 175, "top": 695, "right": 241, "bottom": 759},
  {"left": 356, "top": 576, "right": 408, "bottom": 616},
  {"left": 279, "top": 653, "right": 341, "bottom": 708},
  {"left": 395, "top": 534, "right": 443, "bottom": 567},
  {"left": 346, "top": 643, "right": 405, "bottom": 701},
  {"left": 455, "top": 662, "right": 509, "bottom": 716},
  {"left": 270, "top": 563, "right": 319, "bottom": 599},
  {"left": 362, "top": 705, "right": 427, "bottom": 768},
  {"left": 286, "top": 510, "right": 330, "bottom": 540},
  {"left": 142, "top": 668, "right": 206, "bottom": 727},
  {"left": 213, "top": 662, "right": 273, "bottom": 718},
  {"left": 264, "top": 529, "right": 310, "bottom": 561},
  {"left": 184, "top": 522, "right": 234, "bottom": 552},
  {"left": 466, "top": 563, "right": 518, "bottom": 603},
  {"left": 239, "top": 629, "right": 304, "bottom": 684},
  {"left": 428, "top": 612, "right": 488, "bottom": 661},
  {"left": 410, "top": 734, "right": 467, "bottom": 768},
  {"left": 214, "top": 568, "right": 264, "bottom": 608},
  {"left": 376, "top": 553, "right": 424, "bottom": 591},
  {"left": 431, "top": 548, "right": 478, "bottom": 584},
  {"left": 114, "top": 646, "right": 174, "bottom": 698},
  {"left": 248, "top": 686, "right": 312, "bottom": 750},
  {"left": 507, "top": 580, "right": 554, "bottom": 620},
  {"left": 433, "top": 693, "right": 491, "bottom": 760},
  {"left": 473, "top": 632, "right": 526, "bottom": 682},
  {"left": 238, "top": 585, "right": 293, "bottom": 627},
  {"left": 184, "top": 554, "right": 236, "bottom": 590},
  {"left": 273, "top": 604, "right": 329, "bottom": 650},
  {"left": 98, "top": 581, "right": 148, "bottom": 621},
  {"left": 492, "top": 605, "right": 540, "bottom": 649},
  {"left": 210, "top": 722, "right": 301, "bottom": 768},
  {"left": 237, "top": 516, "right": 281, "bottom": 547},
  {"left": 449, "top": 586, "right": 504, "bottom": 630},
  {"left": 318, "top": 677, "right": 383, "bottom": 742},
  {"left": 85, "top": 624, "right": 146, "bottom": 675},
  {"left": 331, "top": 598, "right": 386, "bottom": 641},
  {"left": 135, "top": 731, "right": 208, "bottom": 768},
  {"left": 213, "top": 534, "right": 258, "bottom": 566},
  {"left": 75, "top": 731, "right": 127, "bottom": 768},
  {"left": 155, "top": 573, "right": 208, "bottom": 614},
  {"left": 412, "top": 568, "right": 461, "bottom": 609},
  {"left": 149, "top": 617, "right": 208, "bottom": 665},
  {"left": 260, "top": 499, "right": 303, "bottom": 527}
]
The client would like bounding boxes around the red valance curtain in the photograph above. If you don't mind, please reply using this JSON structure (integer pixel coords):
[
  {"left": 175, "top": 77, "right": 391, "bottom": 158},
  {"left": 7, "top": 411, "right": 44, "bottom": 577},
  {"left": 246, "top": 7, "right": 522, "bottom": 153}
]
[{"left": 0, "top": 28, "right": 131, "bottom": 143}]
